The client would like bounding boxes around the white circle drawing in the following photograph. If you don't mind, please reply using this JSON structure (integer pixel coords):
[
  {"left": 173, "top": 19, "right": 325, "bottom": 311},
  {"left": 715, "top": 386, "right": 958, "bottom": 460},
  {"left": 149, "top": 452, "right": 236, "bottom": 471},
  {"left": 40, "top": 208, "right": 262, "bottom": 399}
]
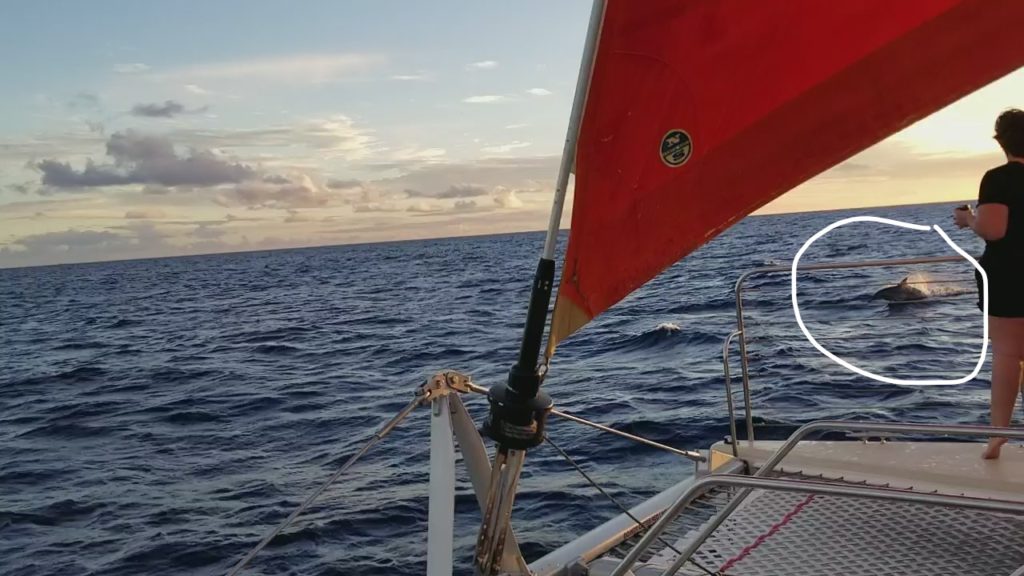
[{"left": 791, "top": 216, "right": 988, "bottom": 386}]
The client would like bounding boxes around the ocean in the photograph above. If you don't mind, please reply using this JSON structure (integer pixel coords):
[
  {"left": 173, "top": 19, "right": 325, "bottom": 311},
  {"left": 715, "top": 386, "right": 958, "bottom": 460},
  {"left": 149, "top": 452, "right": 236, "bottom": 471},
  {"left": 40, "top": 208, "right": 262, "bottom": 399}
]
[{"left": 0, "top": 202, "right": 993, "bottom": 575}]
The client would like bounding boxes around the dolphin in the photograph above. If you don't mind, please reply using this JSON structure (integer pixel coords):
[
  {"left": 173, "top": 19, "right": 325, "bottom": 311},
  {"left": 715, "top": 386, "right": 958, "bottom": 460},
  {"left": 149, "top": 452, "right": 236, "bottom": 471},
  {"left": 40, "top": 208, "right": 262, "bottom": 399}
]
[{"left": 871, "top": 277, "right": 928, "bottom": 302}]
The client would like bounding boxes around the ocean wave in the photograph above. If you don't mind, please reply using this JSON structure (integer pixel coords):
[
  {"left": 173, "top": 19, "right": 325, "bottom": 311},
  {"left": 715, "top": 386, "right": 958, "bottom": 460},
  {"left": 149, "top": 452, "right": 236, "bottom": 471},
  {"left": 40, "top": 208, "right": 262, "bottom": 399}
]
[
  {"left": 52, "top": 340, "right": 110, "bottom": 351},
  {"left": 233, "top": 325, "right": 316, "bottom": 344},
  {"left": 251, "top": 343, "right": 305, "bottom": 355},
  {"left": 160, "top": 409, "right": 227, "bottom": 425},
  {"left": 107, "top": 317, "right": 141, "bottom": 329},
  {"left": 0, "top": 202, "right": 994, "bottom": 576},
  {"left": 596, "top": 323, "right": 721, "bottom": 356},
  {"left": 17, "top": 421, "right": 113, "bottom": 439}
]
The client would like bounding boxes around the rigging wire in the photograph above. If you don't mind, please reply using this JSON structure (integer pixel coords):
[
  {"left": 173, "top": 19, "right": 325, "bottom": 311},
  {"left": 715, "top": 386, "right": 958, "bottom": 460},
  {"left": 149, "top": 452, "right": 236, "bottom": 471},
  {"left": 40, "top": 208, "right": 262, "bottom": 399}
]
[
  {"left": 544, "top": 435, "right": 722, "bottom": 576},
  {"left": 550, "top": 408, "right": 704, "bottom": 461},
  {"left": 742, "top": 279, "right": 973, "bottom": 296},
  {"left": 225, "top": 395, "right": 421, "bottom": 576},
  {"left": 740, "top": 295, "right": 976, "bottom": 315},
  {"left": 747, "top": 332, "right": 985, "bottom": 343},
  {"left": 746, "top": 277, "right": 971, "bottom": 290},
  {"left": 745, "top": 315, "right": 970, "bottom": 329}
]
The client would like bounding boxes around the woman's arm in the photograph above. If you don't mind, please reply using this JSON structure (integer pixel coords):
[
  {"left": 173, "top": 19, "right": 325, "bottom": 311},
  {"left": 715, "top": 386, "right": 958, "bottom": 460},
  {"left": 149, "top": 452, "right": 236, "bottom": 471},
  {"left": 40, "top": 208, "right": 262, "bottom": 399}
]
[
  {"left": 964, "top": 203, "right": 1009, "bottom": 241},
  {"left": 958, "top": 169, "right": 1011, "bottom": 241}
]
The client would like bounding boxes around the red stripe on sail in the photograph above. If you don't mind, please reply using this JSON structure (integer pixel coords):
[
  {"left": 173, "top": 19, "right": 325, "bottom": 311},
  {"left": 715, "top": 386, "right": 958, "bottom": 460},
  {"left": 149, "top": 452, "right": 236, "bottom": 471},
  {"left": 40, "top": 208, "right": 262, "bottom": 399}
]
[{"left": 549, "top": 0, "right": 1024, "bottom": 353}]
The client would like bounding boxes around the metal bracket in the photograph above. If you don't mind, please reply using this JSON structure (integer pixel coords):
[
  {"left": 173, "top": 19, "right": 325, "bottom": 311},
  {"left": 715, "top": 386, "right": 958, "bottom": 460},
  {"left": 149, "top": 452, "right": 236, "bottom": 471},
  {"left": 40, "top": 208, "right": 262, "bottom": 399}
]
[{"left": 420, "top": 370, "right": 476, "bottom": 404}]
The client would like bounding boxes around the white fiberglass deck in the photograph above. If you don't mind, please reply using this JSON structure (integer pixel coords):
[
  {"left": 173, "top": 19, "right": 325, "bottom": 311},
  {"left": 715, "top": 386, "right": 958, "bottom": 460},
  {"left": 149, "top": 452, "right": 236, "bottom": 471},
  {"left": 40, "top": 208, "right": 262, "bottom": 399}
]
[
  {"left": 591, "top": 440, "right": 1024, "bottom": 576},
  {"left": 725, "top": 439, "right": 1024, "bottom": 500}
]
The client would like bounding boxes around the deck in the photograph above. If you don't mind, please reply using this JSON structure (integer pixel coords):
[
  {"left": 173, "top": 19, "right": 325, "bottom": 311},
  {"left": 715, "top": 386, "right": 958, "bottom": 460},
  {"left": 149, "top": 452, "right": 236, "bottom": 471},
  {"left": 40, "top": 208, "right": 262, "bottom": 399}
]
[{"left": 588, "top": 440, "right": 1024, "bottom": 576}]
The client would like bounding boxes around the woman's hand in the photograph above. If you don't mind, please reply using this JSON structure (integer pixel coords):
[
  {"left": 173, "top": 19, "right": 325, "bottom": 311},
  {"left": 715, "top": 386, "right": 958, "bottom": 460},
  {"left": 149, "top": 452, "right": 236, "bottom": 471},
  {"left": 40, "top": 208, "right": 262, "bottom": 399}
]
[{"left": 953, "top": 205, "right": 974, "bottom": 229}]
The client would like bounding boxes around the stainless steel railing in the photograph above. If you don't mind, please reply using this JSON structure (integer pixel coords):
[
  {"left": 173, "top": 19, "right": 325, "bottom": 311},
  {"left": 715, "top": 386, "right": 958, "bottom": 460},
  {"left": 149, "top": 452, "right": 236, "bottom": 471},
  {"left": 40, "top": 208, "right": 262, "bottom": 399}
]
[
  {"left": 720, "top": 329, "right": 745, "bottom": 457},
  {"left": 725, "top": 255, "right": 969, "bottom": 442},
  {"left": 610, "top": 420, "right": 1024, "bottom": 576}
]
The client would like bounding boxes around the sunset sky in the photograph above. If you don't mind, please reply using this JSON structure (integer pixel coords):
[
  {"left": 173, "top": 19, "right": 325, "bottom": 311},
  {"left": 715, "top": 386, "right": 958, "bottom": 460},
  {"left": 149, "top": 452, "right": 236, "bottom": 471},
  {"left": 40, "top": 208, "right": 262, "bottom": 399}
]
[{"left": 2, "top": 1, "right": 1022, "bottom": 268}]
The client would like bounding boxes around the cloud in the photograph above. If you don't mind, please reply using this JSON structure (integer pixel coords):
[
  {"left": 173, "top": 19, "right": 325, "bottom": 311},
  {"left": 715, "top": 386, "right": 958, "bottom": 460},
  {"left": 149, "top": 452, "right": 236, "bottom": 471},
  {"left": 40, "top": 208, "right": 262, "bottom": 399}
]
[
  {"left": 813, "top": 141, "right": 998, "bottom": 182},
  {"left": 174, "top": 115, "right": 376, "bottom": 160},
  {"left": 34, "top": 131, "right": 257, "bottom": 190},
  {"left": 326, "top": 178, "right": 362, "bottom": 190},
  {"left": 466, "top": 60, "right": 498, "bottom": 70},
  {"left": 0, "top": 132, "right": 106, "bottom": 165},
  {"left": 1, "top": 154, "right": 568, "bottom": 267},
  {"left": 407, "top": 201, "right": 442, "bottom": 213},
  {"left": 377, "top": 156, "right": 558, "bottom": 195},
  {"left": 493, "top": 187, "right": 524, "bottom": 208},
  {"left": 526, "top": 88, "right": 552, "bottom": 96},
  {"left": 130, "top": 100, "right": 202, "bottom": 118},
  {"left": 67, "top": 92, "right": 100, "bottom": 111},
  {"left": 438, "top": 184, "right": 488, "bottom": 199},
  {"left": 1, "top": 210, "right": 345, "bottom": 268},
  {"left": 125, "top": 208, "right": 167, "bottom": 219},
  {"left": 262, "top": 174, "right": 292, "bottom": 185},
  {"left": 361, "top": 148, "right": 447, "bottom": 173},
  {"left": 13, "top": 229, "right": 124, "bottom": 252},
  {"left": 4, "top": 117, "right": 376, "bottom": 183},
  {"left": 353, "top": 202, "right": 401, "bottom": 213},
  {"left": 155, "top": 53, "right": 385, "bottom": 84},
  {"left": 398, "top": 182, "right": 530, "bottom": 212},
  {"left": 387, "top": 148, "right": 446, "bottom": 166},
  {"left": 405, "top": 184, "right": 488, "bottom": 199},
  {"left": 114, "top": 63, "right": 150, "bottom": 74},
  {"left": 141, "top": 185, "right": 174, "bottom": 195},
  {"left": 216, "top": 173, "right": 333, "bottom": 209},
  {"left": 482, "top": 141, "right": 532, "bottom": 154},
  {"left": 6, "top": 183, "right": 33, "bottom": 194},
  {"left": 391, "top": 74, "right": 427, "bottom": 81},
  {"left": 184, "top": 84, "right": 208, "bottom": 95},
  {"left": 505, "top": 123, "right": 528, "bottom": 129},
  {"left": 283, "top": 209, "right": 317, "bottom": 223},
  {"left": 462, "top": 95, "right": 508, "bottom": 104},
  {"left": 0, "top": 222, "right": 206, "bottom": 267},
  {"left": 194, "top": 223, "right": 226, "bottom": 239},
  {"left": 34, "top": 159, "right": 134, "bottom": 188}
]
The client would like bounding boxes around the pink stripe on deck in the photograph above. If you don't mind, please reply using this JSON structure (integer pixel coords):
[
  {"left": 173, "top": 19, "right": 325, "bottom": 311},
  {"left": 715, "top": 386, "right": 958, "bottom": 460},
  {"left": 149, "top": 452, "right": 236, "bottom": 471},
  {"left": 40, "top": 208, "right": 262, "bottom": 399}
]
[{"left": 717, "top": 494, "right": 817, "bottom": 573}]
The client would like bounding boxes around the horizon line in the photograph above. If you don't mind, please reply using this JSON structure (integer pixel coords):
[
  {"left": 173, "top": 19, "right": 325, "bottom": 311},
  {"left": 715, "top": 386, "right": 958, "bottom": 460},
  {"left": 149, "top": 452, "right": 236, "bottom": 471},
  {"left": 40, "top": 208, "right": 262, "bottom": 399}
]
[{"left": 0, "top": 197, "right": 974, "bottom": 271}]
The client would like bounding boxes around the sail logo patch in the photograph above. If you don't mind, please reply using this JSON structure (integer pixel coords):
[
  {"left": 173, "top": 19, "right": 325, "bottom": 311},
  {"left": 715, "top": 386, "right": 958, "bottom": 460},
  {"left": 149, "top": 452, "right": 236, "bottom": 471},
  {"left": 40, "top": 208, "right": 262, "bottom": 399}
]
[{"left": 660, "top": 129, "right": 692, "bottom": 167}]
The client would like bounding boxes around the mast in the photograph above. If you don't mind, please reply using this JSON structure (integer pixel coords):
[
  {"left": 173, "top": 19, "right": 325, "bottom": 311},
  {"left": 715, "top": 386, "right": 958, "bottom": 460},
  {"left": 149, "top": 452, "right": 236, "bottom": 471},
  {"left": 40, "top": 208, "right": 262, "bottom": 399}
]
[{"left": 474, "top": 1, "right": 606, "bottom": 573}]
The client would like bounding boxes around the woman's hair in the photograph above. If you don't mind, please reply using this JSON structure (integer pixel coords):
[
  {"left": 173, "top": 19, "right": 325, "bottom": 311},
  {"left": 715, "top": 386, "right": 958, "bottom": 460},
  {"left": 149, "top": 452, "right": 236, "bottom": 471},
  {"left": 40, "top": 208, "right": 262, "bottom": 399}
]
[{"left": 994, "top": 108, "right": 1024, "bottom": 157}]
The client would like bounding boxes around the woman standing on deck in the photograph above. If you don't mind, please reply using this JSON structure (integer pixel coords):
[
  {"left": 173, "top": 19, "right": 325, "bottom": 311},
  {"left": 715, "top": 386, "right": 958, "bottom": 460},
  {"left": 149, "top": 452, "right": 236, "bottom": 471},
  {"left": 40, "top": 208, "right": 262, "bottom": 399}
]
[{"left": 954, "top": 108, "right": 1024, "bottom": 460}]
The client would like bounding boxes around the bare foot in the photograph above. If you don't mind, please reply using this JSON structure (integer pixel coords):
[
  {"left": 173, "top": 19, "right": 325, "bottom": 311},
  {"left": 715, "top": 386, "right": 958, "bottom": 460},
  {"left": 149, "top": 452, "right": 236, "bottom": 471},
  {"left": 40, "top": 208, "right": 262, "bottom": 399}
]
[{"left": 983, "top": 438, "right": 1008, "bottom": 460}]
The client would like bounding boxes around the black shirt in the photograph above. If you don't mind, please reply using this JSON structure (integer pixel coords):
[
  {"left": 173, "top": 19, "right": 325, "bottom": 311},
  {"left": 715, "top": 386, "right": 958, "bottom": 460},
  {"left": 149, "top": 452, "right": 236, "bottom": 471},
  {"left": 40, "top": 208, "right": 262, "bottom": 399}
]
[{"left": 976, "top": 161, "right": 1024, "bottom": 317}]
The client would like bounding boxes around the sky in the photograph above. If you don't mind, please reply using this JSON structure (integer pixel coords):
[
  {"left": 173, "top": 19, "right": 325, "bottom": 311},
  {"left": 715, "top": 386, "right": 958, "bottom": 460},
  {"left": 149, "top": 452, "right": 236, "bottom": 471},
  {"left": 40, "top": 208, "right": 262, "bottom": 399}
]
[{"left": 1, "top": 1, "right": 1022, "bottom": 268}]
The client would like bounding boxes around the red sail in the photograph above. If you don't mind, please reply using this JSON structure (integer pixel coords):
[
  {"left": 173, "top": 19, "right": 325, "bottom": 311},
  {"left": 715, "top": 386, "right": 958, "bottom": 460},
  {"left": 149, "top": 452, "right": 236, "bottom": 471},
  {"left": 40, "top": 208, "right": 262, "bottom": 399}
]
[{"left": 548, "top": 0, "right": 1024, "bottom": 354}]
